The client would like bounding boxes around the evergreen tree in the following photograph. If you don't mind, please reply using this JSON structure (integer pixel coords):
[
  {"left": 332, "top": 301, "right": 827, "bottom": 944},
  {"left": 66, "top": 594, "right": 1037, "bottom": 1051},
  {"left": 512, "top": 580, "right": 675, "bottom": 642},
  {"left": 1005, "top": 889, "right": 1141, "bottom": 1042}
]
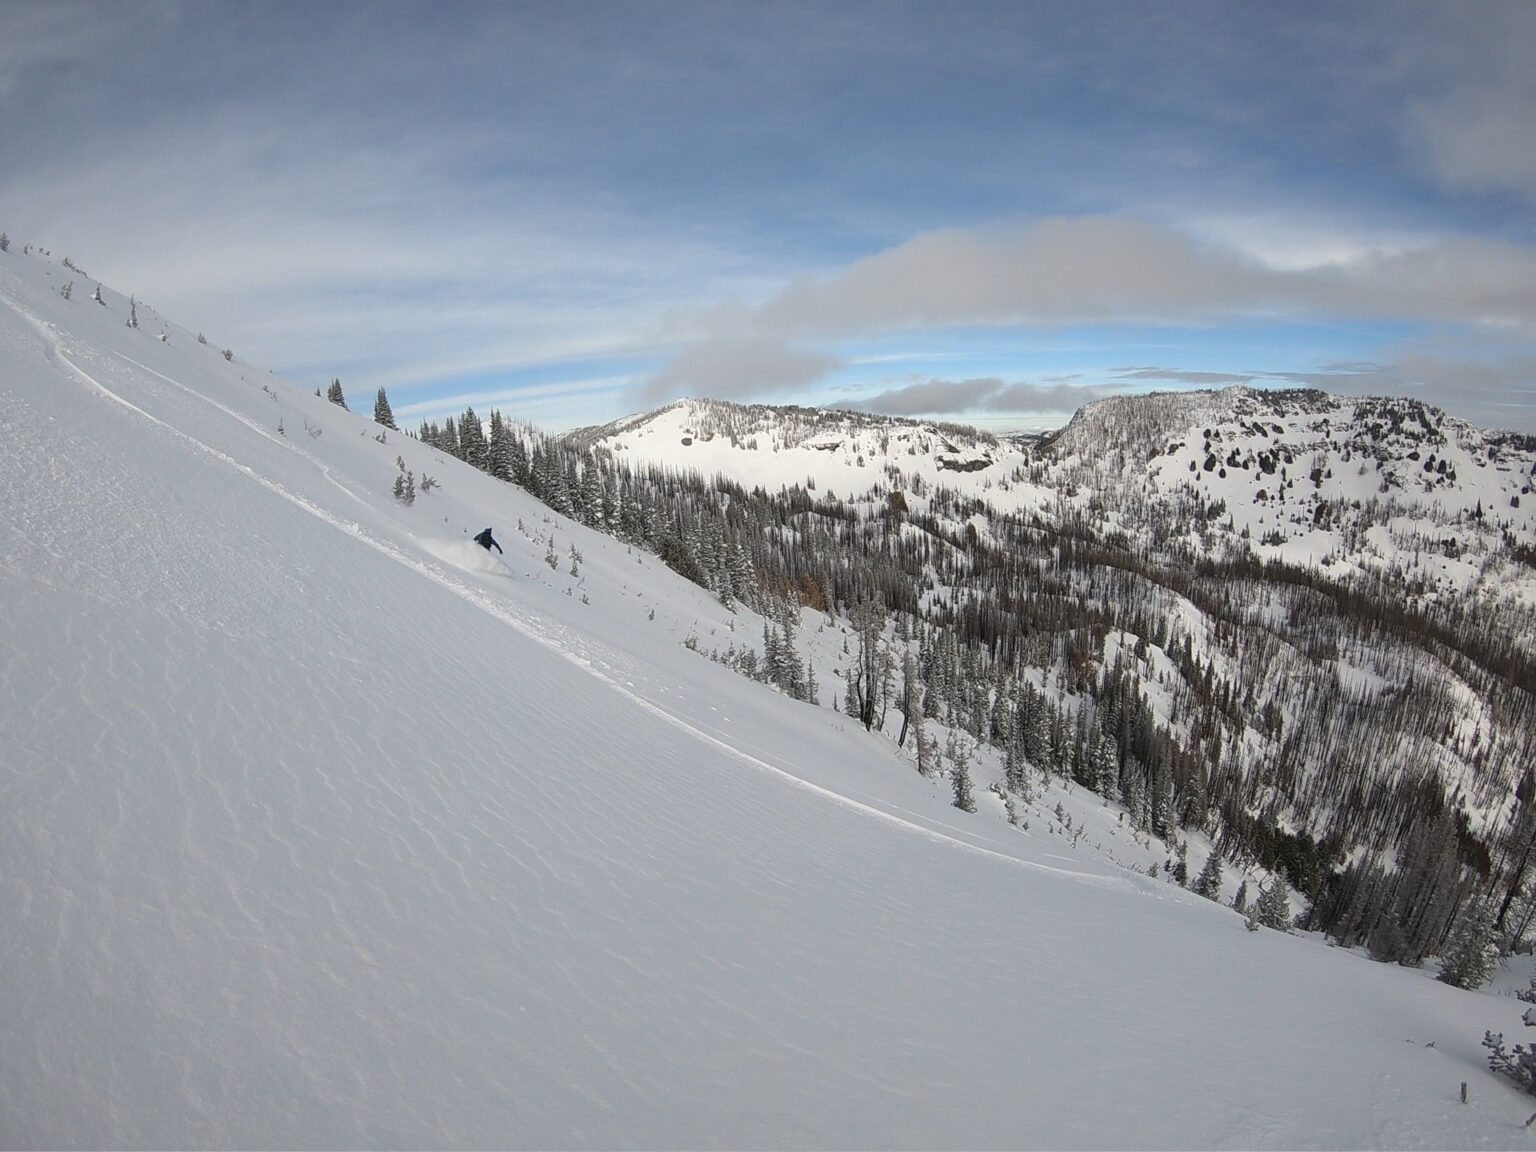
[
  {"left": 1255, "top": 879, "right": 1292, "bottom": 931},
  {"left": 1192, "top": 851, "right": 1224, "bottom": 900},
  {"left": 327, "top": 378, "right": 348, "bottom": 409},
  {"left": 1438, "top": 899, "right": 1499, "bottom": 990},
  {"left": 1233, "top": 879, "right": 1250, "bottom": 915},
  {"left": 947, "top": 730, "right": 975, "bottom": 813},
  {"left": 459, "top": 406, "right": 487, "bottom": 471},
  {"left": 913, "top": 688, "right": 934, "bottom": 777},
  {"left": 0, "top": 232, "right": 8, "bottom": 252},
  {"left": 510, "top": 434, "right": 531, "bottom": 487},
  {"left": 373, "top": 387, "right": 398, "bottom": 430},
  {"left": 489, "top": 412, "right": 515, "bottom": 481},
  {"left": 1005, "top": 725, "right": 1028, "bottom": 797}
]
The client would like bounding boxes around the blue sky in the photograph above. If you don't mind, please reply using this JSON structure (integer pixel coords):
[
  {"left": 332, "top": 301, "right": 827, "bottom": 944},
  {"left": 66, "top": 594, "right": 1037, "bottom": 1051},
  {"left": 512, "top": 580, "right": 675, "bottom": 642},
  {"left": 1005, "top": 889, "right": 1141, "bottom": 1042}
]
[{"left": 4, "top": 1, "right": 1534, "bottom": 431}]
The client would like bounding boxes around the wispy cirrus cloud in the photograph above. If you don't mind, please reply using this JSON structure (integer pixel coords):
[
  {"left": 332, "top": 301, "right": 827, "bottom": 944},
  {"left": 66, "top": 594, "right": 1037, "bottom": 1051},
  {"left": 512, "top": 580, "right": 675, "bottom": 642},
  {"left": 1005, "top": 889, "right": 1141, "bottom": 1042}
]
[{"left": 1113, "top": 367, "right": 1258, "bottom": 387}]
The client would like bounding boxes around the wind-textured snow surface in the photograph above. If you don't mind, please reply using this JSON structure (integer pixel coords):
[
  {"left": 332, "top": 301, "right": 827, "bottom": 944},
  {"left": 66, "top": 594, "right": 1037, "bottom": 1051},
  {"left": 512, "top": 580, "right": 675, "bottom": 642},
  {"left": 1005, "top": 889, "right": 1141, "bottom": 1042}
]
[{"left": 2, "top": 250, "right": 1533, "bottom": 1149}]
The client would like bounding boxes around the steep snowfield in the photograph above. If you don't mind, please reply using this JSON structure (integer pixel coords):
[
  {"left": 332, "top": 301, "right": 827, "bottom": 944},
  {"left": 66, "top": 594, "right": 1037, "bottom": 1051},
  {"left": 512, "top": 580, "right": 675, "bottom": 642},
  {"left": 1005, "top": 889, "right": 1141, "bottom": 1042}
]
[{"left": 3, "top": 250, "right": 1534, "bottom": 1149}]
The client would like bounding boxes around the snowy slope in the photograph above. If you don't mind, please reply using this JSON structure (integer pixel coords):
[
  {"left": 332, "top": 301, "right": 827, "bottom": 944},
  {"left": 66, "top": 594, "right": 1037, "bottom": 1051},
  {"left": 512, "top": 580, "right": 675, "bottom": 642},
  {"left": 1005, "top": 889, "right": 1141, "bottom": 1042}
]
[{"left": 4, "top": 248, "right": 1535, "bottom": 1149}]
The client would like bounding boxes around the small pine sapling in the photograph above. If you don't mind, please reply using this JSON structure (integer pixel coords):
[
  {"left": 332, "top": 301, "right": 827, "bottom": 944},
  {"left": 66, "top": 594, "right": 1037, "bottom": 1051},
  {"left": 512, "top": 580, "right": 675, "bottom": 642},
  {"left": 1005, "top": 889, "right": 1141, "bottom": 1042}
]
[{"left": 1485, "top": 1011, "right": 1536, "bottom": 1095}]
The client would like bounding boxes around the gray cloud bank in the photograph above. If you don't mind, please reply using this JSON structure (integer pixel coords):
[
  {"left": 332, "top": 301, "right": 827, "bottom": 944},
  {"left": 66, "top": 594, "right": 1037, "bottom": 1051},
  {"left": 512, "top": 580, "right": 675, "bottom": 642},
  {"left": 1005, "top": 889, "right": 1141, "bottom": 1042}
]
[
  {"left": 637, "top": 216, "right": 1536, "bottom": 424},
  {"left": 844, "top": 352, "right": 1536, "bottom": 434},
  {"left": 724, "top": 217, "right": 1536, "bottom": 338}
]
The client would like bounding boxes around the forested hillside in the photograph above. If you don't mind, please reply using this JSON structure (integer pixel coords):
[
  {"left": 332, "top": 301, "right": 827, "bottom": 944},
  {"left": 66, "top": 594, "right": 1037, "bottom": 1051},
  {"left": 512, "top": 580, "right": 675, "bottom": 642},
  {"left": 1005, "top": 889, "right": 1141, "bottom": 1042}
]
[{"left": 412, "top": 392, "right": 1536, "bottom": 968}]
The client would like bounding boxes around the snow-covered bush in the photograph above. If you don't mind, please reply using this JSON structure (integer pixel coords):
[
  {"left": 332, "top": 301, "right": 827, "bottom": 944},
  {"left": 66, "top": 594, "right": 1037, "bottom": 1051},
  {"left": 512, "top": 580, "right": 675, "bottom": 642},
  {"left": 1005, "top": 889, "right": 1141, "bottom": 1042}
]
[{"left": 1485, "top": 1014, "right": 1536, "bottom": 1094}]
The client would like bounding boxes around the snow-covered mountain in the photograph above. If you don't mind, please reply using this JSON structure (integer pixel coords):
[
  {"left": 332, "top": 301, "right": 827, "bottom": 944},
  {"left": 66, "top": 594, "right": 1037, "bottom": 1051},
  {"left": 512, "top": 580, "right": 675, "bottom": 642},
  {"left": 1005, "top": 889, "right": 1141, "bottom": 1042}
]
[
  {"left": 5, "top": 243, "right": 1536, "bottom": 1148},
  {"left": 572, "top": 392, "right": 1536, "bottom": 617}
]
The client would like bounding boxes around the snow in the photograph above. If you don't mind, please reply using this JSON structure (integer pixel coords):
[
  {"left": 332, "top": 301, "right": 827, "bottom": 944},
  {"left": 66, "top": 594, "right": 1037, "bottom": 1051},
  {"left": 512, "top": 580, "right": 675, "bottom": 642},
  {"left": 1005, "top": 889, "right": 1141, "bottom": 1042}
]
[{"left": 4, "top": 247, "right": 1536, "bottom": 1147}]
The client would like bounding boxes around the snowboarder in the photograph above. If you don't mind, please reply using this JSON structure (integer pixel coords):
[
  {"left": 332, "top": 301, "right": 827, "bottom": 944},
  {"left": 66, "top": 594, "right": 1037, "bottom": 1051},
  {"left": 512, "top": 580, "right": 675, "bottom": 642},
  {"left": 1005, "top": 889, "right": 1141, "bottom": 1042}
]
[{"left": 474, "top": 527, "right": 502, "bottom": 554}]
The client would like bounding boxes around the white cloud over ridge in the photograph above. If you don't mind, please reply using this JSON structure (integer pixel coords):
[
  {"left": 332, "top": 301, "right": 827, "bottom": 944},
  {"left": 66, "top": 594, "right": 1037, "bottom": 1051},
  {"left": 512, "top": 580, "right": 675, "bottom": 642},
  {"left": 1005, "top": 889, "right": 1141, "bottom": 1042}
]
[
  {"left": 636, "top": 217, "right": 1536, "bottom": 424},
  {"left": 715, "top": 218, "right": 1536, "bottom": 339}
]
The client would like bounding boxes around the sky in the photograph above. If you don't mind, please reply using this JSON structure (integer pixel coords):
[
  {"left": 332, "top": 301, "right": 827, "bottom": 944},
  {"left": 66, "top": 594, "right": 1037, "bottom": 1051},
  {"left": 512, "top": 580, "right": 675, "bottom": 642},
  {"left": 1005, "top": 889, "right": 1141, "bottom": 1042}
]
[{"left": 3, "top": 0, "right": 1535, "bottom": 432}]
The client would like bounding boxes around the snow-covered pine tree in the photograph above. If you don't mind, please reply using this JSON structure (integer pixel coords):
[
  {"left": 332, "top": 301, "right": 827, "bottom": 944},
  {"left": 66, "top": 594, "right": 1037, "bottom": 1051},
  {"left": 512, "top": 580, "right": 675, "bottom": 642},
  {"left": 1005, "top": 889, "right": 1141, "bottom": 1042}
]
[
  {"left": 0, "top": 232, "right": 8, "bottom": 252},
  {"left": 1255, "top": 878, "right": 1291, "bottom": 931},
  {"left": 127, "top": 296, "right": 138, "bottom": 328},
  {"left": 1094, "top": 726, "right": 1119, "bottom": 801},
  {"left": 1192, "top": 851, "right": 1223, "bottom": 900},
  {"left": 1004, "top": 725, "right": 1027, "bottom": 797},
  {"left": 93, "top": 283, "right": 104, "bottom": 304},
  {"left": 374, "top": 387, "right": 398, "bottom": 430},
  {"left": 1233, "top": 879, "right": 1249, "bottom": 915},
  {"left": 327, "top": 378, "right": 348, "bottom": 409},
  {"left": 763, "top": 623, "right": 781, "bottom": 687},
  {"left": 1438, "top": 899, "right": 1499, "bottom": 990},
  {"left": 459, "top": 406, "right": 487, "bottom": 471},
  {"left": 488, "top": 411, "right": 515, "bottom": 481},
  {"left": 947, "top": 730, "right": 975, "bottom": 813}
]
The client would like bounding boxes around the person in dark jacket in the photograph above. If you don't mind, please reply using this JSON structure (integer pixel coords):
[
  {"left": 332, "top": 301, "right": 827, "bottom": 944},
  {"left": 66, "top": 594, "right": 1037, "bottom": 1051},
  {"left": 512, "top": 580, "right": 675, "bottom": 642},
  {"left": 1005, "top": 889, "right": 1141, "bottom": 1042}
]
[{"left": 474, "top": 527, "right": 502, "bottom": 554}]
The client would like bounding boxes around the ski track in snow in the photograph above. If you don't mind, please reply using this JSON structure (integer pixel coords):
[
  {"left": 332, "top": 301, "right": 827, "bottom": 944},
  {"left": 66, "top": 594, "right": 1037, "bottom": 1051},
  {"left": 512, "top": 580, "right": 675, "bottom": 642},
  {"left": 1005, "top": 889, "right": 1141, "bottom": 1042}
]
[{"left": 12, "top": 297, "right": 1129, "bottom": 893}]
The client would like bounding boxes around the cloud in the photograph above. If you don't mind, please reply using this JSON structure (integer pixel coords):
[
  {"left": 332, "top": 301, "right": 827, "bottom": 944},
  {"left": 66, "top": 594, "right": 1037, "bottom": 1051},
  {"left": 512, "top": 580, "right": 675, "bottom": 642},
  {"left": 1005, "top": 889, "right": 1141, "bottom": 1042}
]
[
  {"left": 628, "top": 337, "right": 845, "bottom": 408},
  {"left": 843, "top": 377, "right": 1009, "bottom": 416},
  {"left": 1114, "top": 367, "right": 1258, "bottom": 386},
  {"left": 710, "top": 217, "right": 1536, "bottom": 338},
  {"left": 1396, "top": 2, "right": 1536, "bottom": 204},
  {"left": 641, "top": 215, "right": 1536, "bottom": 412},
  {"left": 1270, "top": 344, "right": 1536, "bottom": 432},
  {"left": 846, "top": 377, "right": 1124, "bottom": 417}
]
